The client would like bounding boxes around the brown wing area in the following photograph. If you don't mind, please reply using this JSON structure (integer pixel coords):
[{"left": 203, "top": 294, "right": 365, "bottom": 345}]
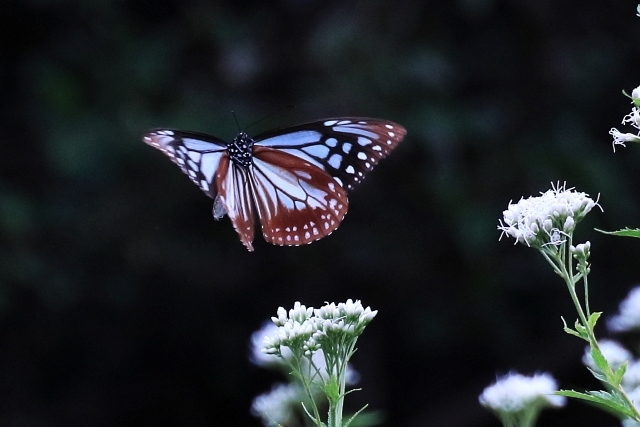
[
  {"left": 250, "top": 146, "right": 349, "bottom": 247},
  {"left": 215, "top": 155, "right": 257, "bottom": 251}
]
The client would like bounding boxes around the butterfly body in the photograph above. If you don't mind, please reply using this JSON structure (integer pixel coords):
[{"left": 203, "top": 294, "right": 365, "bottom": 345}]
[
  {"left": 143, "top": 118, "right": 405, "bottom": 251},
  {"left": 228, "top": 132, "right": 254, "bottom": 167}
]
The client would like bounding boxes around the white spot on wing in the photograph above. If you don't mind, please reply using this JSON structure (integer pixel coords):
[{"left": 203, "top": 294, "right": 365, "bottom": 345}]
[
  {"left": 328, "top": 154, "right": 342, "bottom": 169},
  {"left": 200, "top": 152, "right": 223, "bottom": 182},
  {"left": 346, "top": 166, "right": 355, "bottom": 174},
  {"left": 182, "top": 138, "right": 222, "bottom": 151},
  {"left": 342, "top": 143, "right": 352, "bottom": 154},
  {"left": 302, "top": 145, "right": 330, "bottom": 158},
  {"left": 333, "top": 126, "right": 378, "bottom": 139},
  {"left": 325, "top": 138, "right": 338, "bottom": 147},
  {"left": 324, "top": 120, "right": 338, "bottom": 126},
  {"left": 357, "top": 137, "right": 371, "bottom": 146},
  {"left": 258, "top": 130, "right": 323, "bottom": 147},
  {"left": 357, "top": 152, "right": 367, "bottom": 160}
]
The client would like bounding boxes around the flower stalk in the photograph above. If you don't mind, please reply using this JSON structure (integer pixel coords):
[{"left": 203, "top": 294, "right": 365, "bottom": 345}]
[{"left": 498, "top": 183, "right": 640, "bottom": 423}]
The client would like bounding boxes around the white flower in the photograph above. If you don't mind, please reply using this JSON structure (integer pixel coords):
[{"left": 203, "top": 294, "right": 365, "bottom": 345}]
[
  {"left": 288, "top": 301, "right": 314, "bottom": 324},
  {"left": 632, "top": 85, "right": 640, "bottom": 100},
  {"left": 582, "top": 340, "right": 632, "bottom": 372},
  {"left": 623, "top": 107, "right": 640, "bottom": 128},
  {"left": 570, "top": 241, "right": 591, "bottom": 258},
  {"left": 498, "top": 183, "right": 599, "bottom": 248},
  {"left": 479, "top": 372, "right": 566, "bottom": 413},
  {"left": 623, "top": 417, "right": 640, "bottom": 427},
  {"left": 251, "top": 383, "right": 303, "bottom": 427},
  {"left": 610, "top": 128, "right": 640, "bottom": 152},
  {"left": 313, "top": 299, "right": 377, "bottom": 335},
  {"left": 608, "top": 287, "right": 640, "bottom": 332},
  {"left": 251, "top": 322, "right": 292, "bottom": 366},
  {"left": 622, "top": 360, "right": 640, "bottom": 390}
]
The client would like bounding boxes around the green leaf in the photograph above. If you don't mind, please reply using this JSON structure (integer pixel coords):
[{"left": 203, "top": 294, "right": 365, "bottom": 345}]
[
  {"left": 587, "top": 312, "right": 602, "bottom": 329},
  {"left": 613, "top": 362, "right": 629, "bottom": 387},
  {"left": 343, "top": 404, "right": 370, "bottom": 427},
  {"left": 324, "top": 378, "right": 340, "bottom": 402},
  {"left": 574, "top": 319, "right": 589, "bottom": 340},
  {"left": 596, "top": 228, "right": 640, "bottom": 238},
  {"left": 343, "top": 410, "right": 384, "bottom": 427},
  {"left": 557, "top": 389, "right": 637, "bottom": 418},
  {"left": 300, "top": 402, "right": 317, "bottom": 426},
  {"left": 586, "top": 366, "right": 608, "bottom": 383},
  {"left": 590, "top": 346, "right": 611, "bottom": 377},
  {"left": 563, "top": 326, "right": 583, "bottom": 339},
  {"left": 561, "top": 316, "right": 585, "bottom": 339}
]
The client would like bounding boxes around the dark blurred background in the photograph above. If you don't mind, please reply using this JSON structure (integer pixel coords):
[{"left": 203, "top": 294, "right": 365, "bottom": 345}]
[{"left": 3, "top": 0, "right": 640, "bottom": 426}]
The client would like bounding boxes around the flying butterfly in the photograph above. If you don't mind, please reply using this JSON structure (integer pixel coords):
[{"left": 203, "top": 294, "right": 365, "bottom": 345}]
[{"left": 143, "top": 117, "right": 406, "bottom": 251}]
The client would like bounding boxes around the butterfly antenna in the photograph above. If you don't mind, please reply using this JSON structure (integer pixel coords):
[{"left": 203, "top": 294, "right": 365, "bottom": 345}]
[
  {"left": 231, "top": 111, "right": 242, "bottom": 133},
  {"left": 243, "top": 105, "right": 296, "bottom": 133}
]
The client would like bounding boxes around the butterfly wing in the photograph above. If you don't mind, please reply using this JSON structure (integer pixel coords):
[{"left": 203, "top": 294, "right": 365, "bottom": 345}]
[
  {"left": 249, "top": 146, "right": 348, "bottom": 247},
  {"left": 215, "top": 155, "right": 257, "bottom": 251},
  {"left": 142, "top": 130, "right": 227, "bottom": 199},
  {"left": 254, "top": 118, "right": 406, "bottom": 191}
]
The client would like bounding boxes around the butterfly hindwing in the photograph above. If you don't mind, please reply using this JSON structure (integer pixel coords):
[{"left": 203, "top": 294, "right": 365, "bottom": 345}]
[
  {"left": 255, "top": 118, "right": 406, "bottom": 191},
  {"left": 250, "top": 146, "right": 348, "bottom": 247},
  {"left": 215, "top": 155, "right": 257, "bottom": 251}
]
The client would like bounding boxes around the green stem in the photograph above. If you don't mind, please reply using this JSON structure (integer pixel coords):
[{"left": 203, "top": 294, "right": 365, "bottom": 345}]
[
  {"left": 545, "top": 242, "right": 640, "bottom": 423},
  {"left": 290, "top": 354, "right": 323, "bottom": 427}
]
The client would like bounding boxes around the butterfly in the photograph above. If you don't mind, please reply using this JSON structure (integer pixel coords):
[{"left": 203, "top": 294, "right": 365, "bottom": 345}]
[{"left": 143, "top": 117, "right": 406, "bottom": 251}]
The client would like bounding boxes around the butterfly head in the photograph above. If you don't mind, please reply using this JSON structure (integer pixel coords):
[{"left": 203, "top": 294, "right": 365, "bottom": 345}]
[{"left": 228, "top": 132, "right": 254, "bottom": 168}]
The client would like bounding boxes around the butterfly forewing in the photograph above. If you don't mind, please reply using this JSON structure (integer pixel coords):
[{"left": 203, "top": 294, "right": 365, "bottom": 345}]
[
  {"left": 251, "top": 146, "right": 348, "bottom": 246},
  {"left": 143, "top": 130, "right": 226, "bottom": 199},
  {"left": 255, "top": 118, "right": 406, "bottom": 191}
]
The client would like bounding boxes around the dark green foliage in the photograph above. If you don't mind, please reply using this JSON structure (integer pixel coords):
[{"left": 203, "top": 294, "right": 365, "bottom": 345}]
[{"left": 2, "top": 1, "right": 640, "bottom": 426}]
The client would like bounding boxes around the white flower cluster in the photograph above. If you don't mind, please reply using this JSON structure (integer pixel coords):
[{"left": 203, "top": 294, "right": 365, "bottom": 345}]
[
  {"left": 608, "top": 286, "right": 640, "bottom": 332},
  {"left": 498, "top": 183, "right": 599, "bottom": 248},
  {"left": 250, "top": 320, "right": 360, "bottom": 385},
  {"left": 610, "top": 85, "right": 640, "bottom": 151},
  {"left": 250, "top": 301, "right": 373, "bottom": 426},
  {"left": 479, "top": 372, "right": 566, "bottom": 414},
  {"left": 262, "top": 300, "right": 377, "bottom": 357},
  {"left": 251, "top": 383, "right": 304, "bottom": 427}
]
